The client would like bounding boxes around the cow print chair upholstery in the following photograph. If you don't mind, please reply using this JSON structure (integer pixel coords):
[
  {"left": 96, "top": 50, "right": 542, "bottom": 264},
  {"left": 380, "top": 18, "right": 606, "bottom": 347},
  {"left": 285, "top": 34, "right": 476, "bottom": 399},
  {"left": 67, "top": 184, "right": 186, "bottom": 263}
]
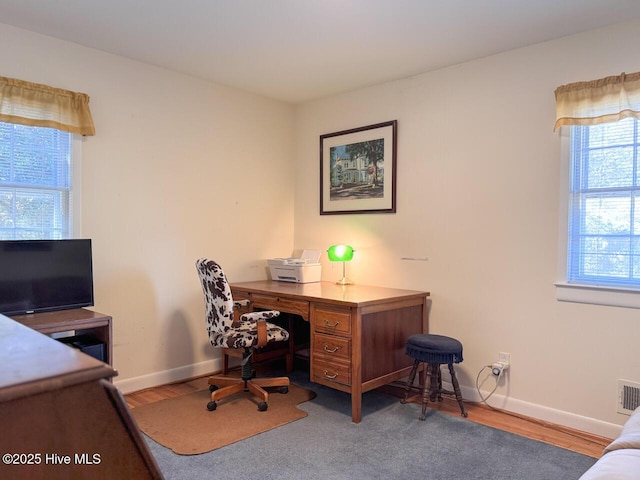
[{"left": 196, "top": 258, "right": 290, "bottom": 412}]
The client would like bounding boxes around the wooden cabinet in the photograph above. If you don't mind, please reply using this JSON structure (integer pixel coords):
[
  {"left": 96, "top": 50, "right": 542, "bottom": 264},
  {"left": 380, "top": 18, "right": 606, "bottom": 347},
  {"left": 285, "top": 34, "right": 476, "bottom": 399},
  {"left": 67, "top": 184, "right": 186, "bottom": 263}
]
[
  {"left": 311, "top": 304, "right": 352, "bottom": 387},
  {"left": 10, "top": 308, "right": 113, "bottom": 366},
  {"left": 312, "top": 333, "right": 351, "bottom": 361},
  {"left": 231, "top": 281, "right": 429, "bottom": 423},
  {"left": 312, "top": 305, "right": 351, "bottom": 335},
  {"left": 0, "top": 313, "right": 163, "bottom": 479}
]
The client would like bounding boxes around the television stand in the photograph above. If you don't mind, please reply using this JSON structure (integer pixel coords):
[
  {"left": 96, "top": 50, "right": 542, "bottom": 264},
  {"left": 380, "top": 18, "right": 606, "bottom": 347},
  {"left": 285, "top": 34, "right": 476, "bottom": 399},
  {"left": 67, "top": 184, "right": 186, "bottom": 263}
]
[{"left": 10, "top": 308, "right": 113, "bottom": 366}]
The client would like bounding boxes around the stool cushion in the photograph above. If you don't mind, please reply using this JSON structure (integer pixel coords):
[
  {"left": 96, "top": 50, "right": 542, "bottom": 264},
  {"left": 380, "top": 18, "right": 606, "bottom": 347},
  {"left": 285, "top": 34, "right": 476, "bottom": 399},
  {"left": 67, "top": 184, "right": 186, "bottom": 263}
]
[{"left": 406, "top": 334, "right": 463, "bottom": 364}]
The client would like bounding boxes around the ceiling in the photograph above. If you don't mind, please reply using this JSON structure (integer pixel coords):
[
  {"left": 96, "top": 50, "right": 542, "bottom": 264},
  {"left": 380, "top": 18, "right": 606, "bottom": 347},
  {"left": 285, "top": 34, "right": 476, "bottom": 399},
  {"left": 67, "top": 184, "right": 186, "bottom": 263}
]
[{"left": 1, "top": 0, "right": 640, "bottom": 104}]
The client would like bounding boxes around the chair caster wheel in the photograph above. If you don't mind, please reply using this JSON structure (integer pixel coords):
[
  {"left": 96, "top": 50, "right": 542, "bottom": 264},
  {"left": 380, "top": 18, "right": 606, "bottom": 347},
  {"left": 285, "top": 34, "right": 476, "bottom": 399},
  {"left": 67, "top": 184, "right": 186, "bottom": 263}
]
[
  {"left": 209, "top": 385, "right": 219, "bottom": 392},
  {"left": 257, "top": 402, "right": 268, "bottom": 412},
  {"left": 278, "top": 386, "right": 289, "bottom": 394},
  {"left": 207, "top": 401, "right": 217, "bottom": 411}
]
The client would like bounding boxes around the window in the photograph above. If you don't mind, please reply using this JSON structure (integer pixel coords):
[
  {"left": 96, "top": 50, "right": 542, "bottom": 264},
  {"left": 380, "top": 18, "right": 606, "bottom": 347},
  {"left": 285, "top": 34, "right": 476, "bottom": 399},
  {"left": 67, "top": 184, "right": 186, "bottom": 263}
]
[
  {"left": 0, "top": 121, "right": 75, "bottom": 239},
  {"left": 554, "top": 72, "right": 640, "bottom": 307},
  {"left": 0, "top": 76, "right": 94, "bottom": 240},
  {"left": 567, "top": 118, "right": 640, "bottom": 288}
]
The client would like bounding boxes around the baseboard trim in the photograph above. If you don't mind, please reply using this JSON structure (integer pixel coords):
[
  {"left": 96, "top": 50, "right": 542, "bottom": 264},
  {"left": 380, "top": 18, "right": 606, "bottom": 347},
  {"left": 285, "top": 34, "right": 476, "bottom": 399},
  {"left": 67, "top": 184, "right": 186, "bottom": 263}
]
[
  {"left": 114, "top": 359, "right": 222, "bottom": 394},
  {"left": 457, "top": 383, "right": 623, "bottom": 439}
]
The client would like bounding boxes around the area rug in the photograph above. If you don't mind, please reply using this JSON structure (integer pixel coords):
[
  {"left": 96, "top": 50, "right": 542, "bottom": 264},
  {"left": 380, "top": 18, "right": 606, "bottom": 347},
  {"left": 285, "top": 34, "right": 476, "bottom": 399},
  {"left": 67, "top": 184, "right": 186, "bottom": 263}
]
[
  {"left": 143, "top": 371, "right": 597, "bottom": 480},
  {"left": 132, "top": 383, "right": 316, "bottom": 455}
]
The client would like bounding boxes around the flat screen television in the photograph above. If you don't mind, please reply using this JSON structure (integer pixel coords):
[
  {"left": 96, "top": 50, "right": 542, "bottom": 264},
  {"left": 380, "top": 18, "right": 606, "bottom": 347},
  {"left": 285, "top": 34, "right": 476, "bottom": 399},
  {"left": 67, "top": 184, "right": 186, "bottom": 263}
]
[{"left": 0, "top": 239, "right": 94, "bottom": 316}]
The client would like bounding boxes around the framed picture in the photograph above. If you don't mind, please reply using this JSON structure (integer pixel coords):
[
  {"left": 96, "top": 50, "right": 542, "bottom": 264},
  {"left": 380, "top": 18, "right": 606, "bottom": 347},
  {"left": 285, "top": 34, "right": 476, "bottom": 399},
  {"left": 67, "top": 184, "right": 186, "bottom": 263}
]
[{"left": 320, "top": 120, "right": 397, "bottom": 215}]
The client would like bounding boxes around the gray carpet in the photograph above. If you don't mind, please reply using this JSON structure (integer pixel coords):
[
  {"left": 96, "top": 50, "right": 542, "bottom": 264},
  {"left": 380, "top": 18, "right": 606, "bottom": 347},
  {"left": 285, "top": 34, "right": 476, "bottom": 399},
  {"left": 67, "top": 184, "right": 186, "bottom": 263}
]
[{"left": 144, "top": 370, "right": 596, "bottom": 480}]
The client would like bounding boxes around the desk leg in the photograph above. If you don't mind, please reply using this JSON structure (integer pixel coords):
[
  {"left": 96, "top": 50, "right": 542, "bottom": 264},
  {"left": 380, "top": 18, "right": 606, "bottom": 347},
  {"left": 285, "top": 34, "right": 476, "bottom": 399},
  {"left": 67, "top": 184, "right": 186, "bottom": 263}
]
[
  {"left": 287, "top": 315, "right": 294, "bottom": 372},
  {"left": 351, "top": 313, "right": 363, "bottom": 423},
  {"left": 351, "top": 376, "right": 363, "bottom": 423},
  {"left": 351, "top": 393, "right": 362, "bottom": 423}
]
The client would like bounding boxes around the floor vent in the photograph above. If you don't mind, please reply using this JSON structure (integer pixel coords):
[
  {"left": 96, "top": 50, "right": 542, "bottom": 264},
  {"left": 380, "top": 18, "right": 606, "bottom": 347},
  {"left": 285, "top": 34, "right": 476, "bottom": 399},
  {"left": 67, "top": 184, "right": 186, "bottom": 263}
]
[{"left": 618, "top": 379, "right": 640, "bottom": 415}]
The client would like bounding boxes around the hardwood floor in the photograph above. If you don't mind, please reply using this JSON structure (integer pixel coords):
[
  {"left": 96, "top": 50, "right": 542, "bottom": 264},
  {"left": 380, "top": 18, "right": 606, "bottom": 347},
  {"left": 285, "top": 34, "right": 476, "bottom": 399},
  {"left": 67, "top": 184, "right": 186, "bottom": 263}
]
[
  {"left": 126, "top": 375, "right": 211, "bottom": 409},
  {"left": 384, "top": 384, "right": 611, "bottom": 459},
  {"left": 125, "top": 370, "right": 611, "bottom": 459}
]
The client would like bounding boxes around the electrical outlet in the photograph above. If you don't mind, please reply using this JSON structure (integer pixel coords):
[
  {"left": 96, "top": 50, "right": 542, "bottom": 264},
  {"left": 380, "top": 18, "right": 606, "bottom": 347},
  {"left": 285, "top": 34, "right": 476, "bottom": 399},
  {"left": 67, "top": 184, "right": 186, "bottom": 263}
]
[{"left": 498, "top": 352, "right": 510, "bottom": 367}]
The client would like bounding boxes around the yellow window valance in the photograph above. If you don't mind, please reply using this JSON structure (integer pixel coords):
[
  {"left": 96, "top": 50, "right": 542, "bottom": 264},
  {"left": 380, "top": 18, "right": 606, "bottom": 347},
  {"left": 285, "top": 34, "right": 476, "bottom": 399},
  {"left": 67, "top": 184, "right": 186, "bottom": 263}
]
[
  {"left": 554, "top": 71, "right": 640, "bottom": 131},
  {"left": 0, "top": 76, "right": 95, "bottom": 136}
]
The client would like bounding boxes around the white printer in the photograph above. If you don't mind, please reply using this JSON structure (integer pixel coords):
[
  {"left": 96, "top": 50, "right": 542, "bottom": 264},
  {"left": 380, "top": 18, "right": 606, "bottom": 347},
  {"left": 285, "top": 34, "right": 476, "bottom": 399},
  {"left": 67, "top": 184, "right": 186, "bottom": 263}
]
[{"left": 268, "top": 250, "right": 322, "bottom": 283}]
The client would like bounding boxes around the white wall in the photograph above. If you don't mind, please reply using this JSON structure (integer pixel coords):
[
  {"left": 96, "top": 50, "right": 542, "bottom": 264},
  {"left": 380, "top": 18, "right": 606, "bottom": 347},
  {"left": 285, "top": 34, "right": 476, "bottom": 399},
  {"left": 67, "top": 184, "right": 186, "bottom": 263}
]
[
  {"left": 0, "top": 23, "right": 296, "bottom": 389},
  {"left": 294, "top": 19, "right": 640, "bottom": 437}
]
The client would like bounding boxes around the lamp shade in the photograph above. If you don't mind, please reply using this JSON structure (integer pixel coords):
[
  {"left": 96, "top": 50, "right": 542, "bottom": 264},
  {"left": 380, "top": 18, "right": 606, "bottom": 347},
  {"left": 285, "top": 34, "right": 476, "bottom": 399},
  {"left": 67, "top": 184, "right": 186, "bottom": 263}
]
[{"left": 327, "top": 244, "right": 354, "bottom": 262}]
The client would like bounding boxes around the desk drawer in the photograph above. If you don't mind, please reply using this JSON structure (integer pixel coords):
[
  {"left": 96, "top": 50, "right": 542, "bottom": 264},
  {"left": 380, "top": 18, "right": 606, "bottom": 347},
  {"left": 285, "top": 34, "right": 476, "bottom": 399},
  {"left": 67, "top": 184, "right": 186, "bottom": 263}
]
[
  {"left": 249, "top": 293, "right": 309, "bottom": 320},
  {"left": 312, "top": 358, "right": 351, "bottom": 386},
  {"left": 312, "top": 307, "right": 351, "bottom": 336},
  {"left": 313, "top": 333, "right": 350, "bottom": 361}
]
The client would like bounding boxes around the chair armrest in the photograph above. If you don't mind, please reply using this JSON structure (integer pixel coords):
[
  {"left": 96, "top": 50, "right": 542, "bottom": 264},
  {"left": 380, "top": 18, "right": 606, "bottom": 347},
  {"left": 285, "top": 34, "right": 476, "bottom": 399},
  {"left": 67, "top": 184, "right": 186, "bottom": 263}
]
[
  {"left": 239, "top": 310, "right": 280, "bottom": 348},
  {"left": 256, "top": 318, "right": 267, "bottom": 347},
  {"left": 239, "top": 310, "right": 280, "bottom": 322}
]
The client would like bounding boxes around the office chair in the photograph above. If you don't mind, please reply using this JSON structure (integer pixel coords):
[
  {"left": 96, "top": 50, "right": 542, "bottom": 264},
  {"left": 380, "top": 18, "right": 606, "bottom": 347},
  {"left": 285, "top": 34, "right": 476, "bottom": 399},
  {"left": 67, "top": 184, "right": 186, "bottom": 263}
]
[{"left": 195, "top": 258, "right": 290, "bottom": 412}]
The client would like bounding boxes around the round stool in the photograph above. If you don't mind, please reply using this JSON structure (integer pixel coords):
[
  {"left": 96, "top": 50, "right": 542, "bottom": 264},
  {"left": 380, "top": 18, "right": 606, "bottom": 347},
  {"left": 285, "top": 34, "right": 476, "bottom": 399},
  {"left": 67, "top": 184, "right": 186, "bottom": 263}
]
[{"left": 401, "top": 333, "right": 468, "bottom": 421}]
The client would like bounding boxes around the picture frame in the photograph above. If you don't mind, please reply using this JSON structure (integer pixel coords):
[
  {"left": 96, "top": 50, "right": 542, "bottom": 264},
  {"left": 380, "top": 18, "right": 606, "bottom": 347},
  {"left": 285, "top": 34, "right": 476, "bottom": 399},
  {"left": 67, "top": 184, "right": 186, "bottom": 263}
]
[{"left": 320, "top": 120, "right": 397, "bottom": 215}]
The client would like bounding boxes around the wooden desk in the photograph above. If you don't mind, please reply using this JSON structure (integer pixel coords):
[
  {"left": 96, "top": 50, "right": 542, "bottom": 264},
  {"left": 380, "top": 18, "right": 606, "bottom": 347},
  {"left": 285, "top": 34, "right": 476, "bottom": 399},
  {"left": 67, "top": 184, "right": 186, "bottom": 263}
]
[
  {"left": 0, "top": 314, "right": 162, "bottom": 479},
  {"left": 230, "top": 281, "right": 430, "bottom": 423}
]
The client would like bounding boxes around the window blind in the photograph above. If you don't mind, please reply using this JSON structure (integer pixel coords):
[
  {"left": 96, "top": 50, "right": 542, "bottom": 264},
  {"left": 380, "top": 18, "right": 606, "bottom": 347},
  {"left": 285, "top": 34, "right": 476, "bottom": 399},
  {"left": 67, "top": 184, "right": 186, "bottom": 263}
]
[
  {"left": 568, "top": 118, "right": 640, "bottom": 287},
  {"left": 0, "top": 121, "right": 72, "bottom": 239}
]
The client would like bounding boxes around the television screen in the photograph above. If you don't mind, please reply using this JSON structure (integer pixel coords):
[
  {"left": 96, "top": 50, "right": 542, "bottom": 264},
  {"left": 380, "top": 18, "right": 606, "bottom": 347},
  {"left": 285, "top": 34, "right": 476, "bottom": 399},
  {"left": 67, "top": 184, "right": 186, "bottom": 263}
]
[{"left": 0, "top": 239, "right": 94, "bottom": 316}]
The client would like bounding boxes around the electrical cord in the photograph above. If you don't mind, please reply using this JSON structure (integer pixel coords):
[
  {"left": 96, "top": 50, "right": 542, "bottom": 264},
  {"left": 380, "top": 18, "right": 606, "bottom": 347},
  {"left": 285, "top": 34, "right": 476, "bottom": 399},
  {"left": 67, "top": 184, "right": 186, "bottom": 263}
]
[{"left": 476, "top": 364, "right": 504, "bottom": 406}]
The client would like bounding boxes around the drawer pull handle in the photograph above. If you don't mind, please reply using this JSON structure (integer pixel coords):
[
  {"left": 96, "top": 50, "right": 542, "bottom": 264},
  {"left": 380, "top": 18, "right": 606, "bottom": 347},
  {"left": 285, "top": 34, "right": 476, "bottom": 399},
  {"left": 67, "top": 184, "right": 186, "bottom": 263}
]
[
  {"left": 323, "top": 344, "right": 339, "bottom": 353},
  {"left": 323, "top": 370, "right": 338, "bottom": 379},
  {"left": 324, "top": 319, "right": 339, "bottom": 327}
]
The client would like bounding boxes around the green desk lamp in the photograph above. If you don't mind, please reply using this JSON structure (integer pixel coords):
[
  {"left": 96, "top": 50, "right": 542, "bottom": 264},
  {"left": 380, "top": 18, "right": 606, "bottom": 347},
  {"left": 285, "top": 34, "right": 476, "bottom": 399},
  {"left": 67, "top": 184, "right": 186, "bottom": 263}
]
[{"left": 327, "top": 244, "right": 354, "bottom": 285}]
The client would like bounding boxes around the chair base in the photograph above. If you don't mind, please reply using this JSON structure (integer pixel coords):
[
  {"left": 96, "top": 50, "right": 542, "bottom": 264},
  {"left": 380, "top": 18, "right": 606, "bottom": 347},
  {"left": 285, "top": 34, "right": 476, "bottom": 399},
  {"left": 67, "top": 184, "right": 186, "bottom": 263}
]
[
  {"left": 222, "top": 347, "right": 293, "bottom": 375},
  {"left": 401, "top": 360, "right": 467, "bottom": 421},
  {"left": 207, "top": 349, "right": 290, "bottom": 412}
]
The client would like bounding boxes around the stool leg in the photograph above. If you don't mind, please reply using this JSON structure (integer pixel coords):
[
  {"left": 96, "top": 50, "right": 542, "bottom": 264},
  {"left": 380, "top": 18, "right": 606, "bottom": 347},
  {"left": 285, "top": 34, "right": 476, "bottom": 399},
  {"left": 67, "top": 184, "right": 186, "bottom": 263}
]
[
  {"left": 420, "top": 363, "right": 439, "bottom": 421},
  {"left": 434, "top": 365, "right": 444, "bottom": 402},
  {"left": 447, "top": 363, "right": 468, "bottom": 418},
  {"left": 401, "top": 359, "right": 420, "bottom": 404}
]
